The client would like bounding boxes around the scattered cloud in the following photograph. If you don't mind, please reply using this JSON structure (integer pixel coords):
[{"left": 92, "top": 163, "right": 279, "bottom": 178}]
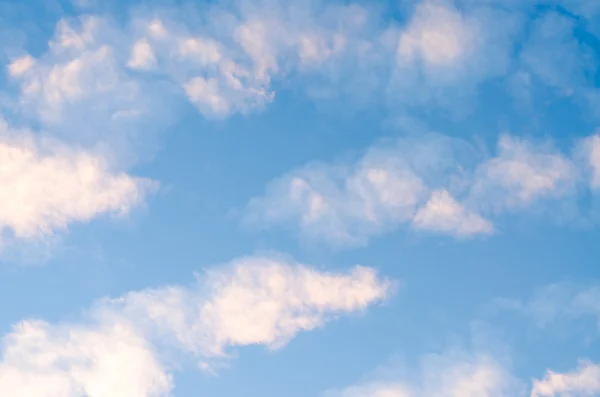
[
  {"left": 1, "top": 0, "right": 600, "bottom": 395},
  {"left": 3, "top": 0, "right": 596, "bottom": 125},
  {"left": 0, "top": 255, "right": 394, "bottom": 395}
]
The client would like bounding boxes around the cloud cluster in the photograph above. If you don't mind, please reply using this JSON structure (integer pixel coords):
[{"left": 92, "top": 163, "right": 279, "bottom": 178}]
[
  {"left": 124, "top": 2, "right": 382, "bottom": 118},
  {"left": 245, "top": 132, "right": 600, "bottom": 245},
  {"left": 5, "top": 0, "right": 530, "bottom": 123},
  {"left": 0, "top": 255, "right": 393, "bottom": 396}
]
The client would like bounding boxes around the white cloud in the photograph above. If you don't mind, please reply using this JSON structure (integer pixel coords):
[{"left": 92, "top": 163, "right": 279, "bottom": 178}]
[
  {"left": 324, "top": 350, "right": 521, "bottom": 397},
  {"left": 7, "top": 55, "right": 34, "bottom": 77},
  {"left": 413, "top": 189, "right": 493, "bottom": 236},
  {"left": 10, "top": 17, "right": 118, "bottom": 124},
  {"left": 531, "top": 361, "right": 600, "bottom": 397},
  {"left": 389, "top": 0, "right": 518, "bottom": 110},
  {"left": 245, "top": 137, "right": 437, "bottom": 245},
  {"left": 397, "top": 1, "right": 478, "bottom": 68},
  {"left": 128, "top": 39, "right": 156, "bottom": 70},
  {"left": 0, "top": 320, "right": 172, "bottom": 397},
  {"left": 164, "top": 28, "right": 277, "bottom": 118},
  {"left": 109, "top": 255, "right": 394, "bottom": 358},
  {"left": 0, "top": 119, "right": 153, "bottom": 245},
  {"left": 471, "top": 136, "right": 577, "bottom": 211},
  {"left": 0, "top": 255, "right": 394, "bottom": 395}
]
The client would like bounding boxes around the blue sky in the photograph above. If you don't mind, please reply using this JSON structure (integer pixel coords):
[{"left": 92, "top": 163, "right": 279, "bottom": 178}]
[{"left": 1, "top": 0, "right": 600, "bottom": 395}]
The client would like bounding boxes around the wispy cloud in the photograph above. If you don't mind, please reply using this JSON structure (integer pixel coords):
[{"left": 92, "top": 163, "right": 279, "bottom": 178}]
[
  {"left": 493, "top": 282, "right": 600, "bottom": 332},
  {"left": 0, "top": 254, "right": 394, "bottom": 395},
  {"left": 323, "top": 349, "right": 522, "bottom": 397}
]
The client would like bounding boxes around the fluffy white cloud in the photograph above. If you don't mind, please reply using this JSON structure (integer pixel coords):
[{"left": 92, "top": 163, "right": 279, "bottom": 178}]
[
  {"left": 397, "top": 1, "right": 478, "bottom": 68},
  {"left": 324, "top": 350, "right": 520, "bottom": 397},
  {"left": 389, "top": 0, "right": 518, "bottom": 110},
  {"left": 471, "top": 136, "right": 577, "bottom": 211},
  {"left": 0, "top": 119, "right": 153, "bottom": 246},
  {"left": 9, "top": 17, "right": 124, "bottom": 124},
  {"left": 126, "top": 3, "right": 371, "bottom": 118},
  {"left": 413, "top": 189, "right": 493, "bottom": 236},
  {"left": 0, "top": 255, "right": 394, "bottom": 395},
  {"left": 0, "top": 321, "right": 172, "bottom": 397},
  {"left": 108, "top": 255, "right": 394, "bottom": 358},
  {"left": 531, "top": 361, "right": 600, "bottom": 397},
  {"left": 127, "top": 39, "right": 156, "bottom": 70},
  {"left": 113, "top": 0, "right": 523, "bottom": 117}
]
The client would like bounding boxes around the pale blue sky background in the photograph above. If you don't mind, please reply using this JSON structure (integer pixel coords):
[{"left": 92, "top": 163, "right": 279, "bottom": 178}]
[{"left": 1, "top": 0, "right": 600, "bottom": 396}]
